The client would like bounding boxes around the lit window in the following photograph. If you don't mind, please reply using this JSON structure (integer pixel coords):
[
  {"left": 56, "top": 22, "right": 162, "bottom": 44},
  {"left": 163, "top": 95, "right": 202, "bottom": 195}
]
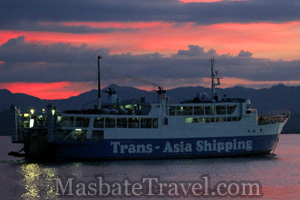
[{"left": 184, "top": 117, "right": 193, "bottom": 123}]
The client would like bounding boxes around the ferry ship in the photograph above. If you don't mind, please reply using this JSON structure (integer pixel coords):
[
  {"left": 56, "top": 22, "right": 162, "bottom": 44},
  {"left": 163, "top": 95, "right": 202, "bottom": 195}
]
[{"left": 9, "top": 57, "right": 290, "bottom": 160}]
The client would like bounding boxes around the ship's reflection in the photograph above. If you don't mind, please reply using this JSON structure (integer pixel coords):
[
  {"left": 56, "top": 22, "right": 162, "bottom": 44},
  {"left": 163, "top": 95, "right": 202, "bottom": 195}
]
[{"left": 19, "top": 163, "right": 57, "bottom": 199}]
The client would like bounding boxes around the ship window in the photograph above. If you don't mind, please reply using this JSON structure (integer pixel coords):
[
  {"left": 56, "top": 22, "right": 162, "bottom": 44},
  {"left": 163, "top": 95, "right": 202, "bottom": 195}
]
[
  {"left": 199, "top": 118, "right": 205, "bottom": 123},
  {"left": 205, "top": 118, "right": 210, "bottom": 123},
  {"left": 227, "top": 105, "right": 237, "bottom": 115},
  {"left": 184, "top": 117, "right": 193, "bottom": 123},
  {"left": 94, "top": 117, "right": 104, "bottom": 128},
  {"left": 59, "top": 116, "right": 74, "bottom": 127},
  {"left": 117, "top": 118, "right": 127, "bottom": 128},
  {"left": 153, "top": 118, "right": 158, "bottom": 128},
  {"left": 194, "top": 106, "right": 204, "bottom": 115},
  {"left": 205, "top": 106, "right": 216, "bottom": 115},
  {"left": 233, "top": 117, "right": 238, "bottom": 122},
  {"left": 128, "top": 118, "right": 139, "bottom": 128},
  {"left": 238, "top": 117, "right": 242, "bottom": 121},
  {"left": 183, "top": 106, "right": 192, "bottom": 115},
  {"left": 125, "top": 105, "right": 133, "bottom": 109},
  {"left": 216, "top": 105, "right": 226, "bottom": 115},
  {"left": 216, "top": 117, "right": 221, "bottom": 122},
  {"left": 75, "top": 117, "right": 90, "bottom": 127},
  {"left": 91, "top": 130, "right": 104, "bottom": 142},
  {"left": 210, "top": 118, "right": 215, "bottom": 123},
  {"left": 55, "top": 129, "right": 73, "bottom": 141},
  {"left": 169, "top": 106, "right": 175, "bottom": 116},
  {"left": 223, "top": 117, "right": 227, "bottom": 122},
  {"left": 141, "top": 118, "right": 152, "bottom": 128},
  {"left": 163, "top": 117, "right": 168, "bottom": 125},
  {"left": 227, "top": 117, "right": 232, "bottom": 122},
  {"left": 105, "top": 118, "right": 115, "bottom": 128},
  {"left": 176, "top": 106, "right": 183, "bottom": 116},
  {"left": 192, "top": 118, "right": 198, "bottom": 123},
  {"left": 74, "top": 129, "right": 87, "bottom": 141}
]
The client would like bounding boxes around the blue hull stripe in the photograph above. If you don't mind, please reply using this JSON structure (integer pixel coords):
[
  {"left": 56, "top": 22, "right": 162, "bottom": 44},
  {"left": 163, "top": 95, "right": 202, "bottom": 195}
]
[{"left": 52, "top": 134, "right": 279, "bottom": 160}]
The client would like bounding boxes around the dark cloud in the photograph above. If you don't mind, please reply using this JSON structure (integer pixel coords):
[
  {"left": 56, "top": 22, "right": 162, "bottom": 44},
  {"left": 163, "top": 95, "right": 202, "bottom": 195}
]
[
  {"left": 1, "top": 36, "right": 300, "bottom": 86},
  {"left": 0, "top": 20, "right": 136, "bottom": 33},
  {"left": 238, "top": 50, "right": 252, "bottom": 57},
  {"left": 0, "top": 36, "right": 109, "bottom": 63},
  {"left": 1, "top": 0, "right": 300, "bottom": 32},
  {"left": 177, "top": 45, "right": 216, "bottom": 57}
]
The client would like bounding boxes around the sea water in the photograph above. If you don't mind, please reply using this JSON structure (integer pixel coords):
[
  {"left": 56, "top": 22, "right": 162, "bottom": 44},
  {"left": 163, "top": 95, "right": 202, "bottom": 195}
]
[{"left": 0, "top": 135, "right": 299, "bottom": 200}]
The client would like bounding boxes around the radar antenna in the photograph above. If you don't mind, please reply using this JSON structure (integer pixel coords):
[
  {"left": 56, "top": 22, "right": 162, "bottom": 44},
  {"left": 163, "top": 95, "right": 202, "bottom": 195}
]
[{"left": 210, "top": 58, "right": 222, "bottom": 101}]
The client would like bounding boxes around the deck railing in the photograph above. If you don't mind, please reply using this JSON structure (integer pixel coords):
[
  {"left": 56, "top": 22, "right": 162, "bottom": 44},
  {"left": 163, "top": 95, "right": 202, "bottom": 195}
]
[{"left": 258, "top": 110, "right": 290, "bottom": 125}]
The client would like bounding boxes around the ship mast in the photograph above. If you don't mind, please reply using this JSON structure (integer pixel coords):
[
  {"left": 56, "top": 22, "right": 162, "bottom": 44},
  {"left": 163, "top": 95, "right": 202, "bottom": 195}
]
[
  {"left": 210, "top": 58, "right": 222, "bottom": 101},
  {"left": 97, "top": 55, "right": 102, "bottom": 110}
]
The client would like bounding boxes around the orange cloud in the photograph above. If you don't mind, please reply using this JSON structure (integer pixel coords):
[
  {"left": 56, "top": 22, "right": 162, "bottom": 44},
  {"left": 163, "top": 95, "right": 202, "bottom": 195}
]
[
  {"left": 179, "top": 0, "right": 222, "bottom": 2},
  {"left": 179, "top": 0, "right": 245, "bottom": 2},
  {"left": 0, "top": 31, "right": 21, "bottom": 46},
  {"left": 2, "top": 21, "right": 300, "bottom": 60},
  {"left": 0, "top": 82, "right": 96, "bottom": 99}
]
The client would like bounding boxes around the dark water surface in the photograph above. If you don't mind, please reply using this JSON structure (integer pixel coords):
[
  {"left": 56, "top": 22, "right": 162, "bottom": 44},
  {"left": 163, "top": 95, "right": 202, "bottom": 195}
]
[{"left": 0, "top": 135, "right": 299, "bottom": 200}]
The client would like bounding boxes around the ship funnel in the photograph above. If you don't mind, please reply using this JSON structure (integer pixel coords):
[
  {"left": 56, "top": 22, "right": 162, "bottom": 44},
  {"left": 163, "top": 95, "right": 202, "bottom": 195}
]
[{"left": 153, "top": 86, "right": 166, "bottom": 103}]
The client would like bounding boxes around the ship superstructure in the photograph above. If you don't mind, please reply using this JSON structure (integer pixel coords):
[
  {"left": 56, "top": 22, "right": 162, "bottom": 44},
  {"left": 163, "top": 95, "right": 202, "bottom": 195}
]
[{"left": 9, "top": 57, "right": 289, "bottom": 160}]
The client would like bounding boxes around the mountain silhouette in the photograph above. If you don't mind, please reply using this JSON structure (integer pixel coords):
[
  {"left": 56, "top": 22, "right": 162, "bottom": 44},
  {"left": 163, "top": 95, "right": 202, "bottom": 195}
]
[{"left": 1, "top": 84, "right": 299, "bottom": 135}]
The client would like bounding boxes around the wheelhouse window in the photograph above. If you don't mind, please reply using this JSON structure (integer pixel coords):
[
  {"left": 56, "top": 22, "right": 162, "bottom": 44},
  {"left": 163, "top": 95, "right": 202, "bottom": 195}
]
[
  {"left": 169, "top": 106, "right": 175, "bottom": 116},
  {"left": 205, "top": 106, "right": 216, "bottom": 115},
  {"left": 105, "top": 118, "right": 115, "bottom": 128},
  {"left": 141, "top": 118, "right": 152, "bottom": 128},
  {"left": 227, "top": 105, "right": 237, "bottom": 115},
  {"left": 128, "top": 118, "right": 139, "bottom": 128},
  {"left": 216, "top": 105, "right": 226, "bottom": 115},
  {"left": 183, "top": 106, "right": 192, "bottom": 115},
  {"left": 117, "top": 118, "right": 127, "bottom": 128},
  {"left": 94, "top": 117, "right": 104, "bottom": 128},
  {"left": 176, "top": 106, "right": 183, "bottom": 116},
  {"left": 194, "top": 106, "right": 204, "bottom": 115},
  {"left": 75, "top": 117, "right": 90, "bottom": 127}
]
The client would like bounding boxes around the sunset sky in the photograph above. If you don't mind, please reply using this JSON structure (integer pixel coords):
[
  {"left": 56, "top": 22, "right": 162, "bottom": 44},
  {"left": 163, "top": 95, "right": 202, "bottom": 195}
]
[{"left": 1, "top": 0, "right": 300, "bottom": 99}]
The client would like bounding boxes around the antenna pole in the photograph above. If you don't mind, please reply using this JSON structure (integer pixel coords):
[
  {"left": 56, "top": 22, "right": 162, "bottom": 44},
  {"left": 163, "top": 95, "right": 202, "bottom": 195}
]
[
  {"left": 211, "top": 58, "right": 215, "bottom": 101},
  {"left": 97, "top": 55, "right": 102, "bottom": 110}
]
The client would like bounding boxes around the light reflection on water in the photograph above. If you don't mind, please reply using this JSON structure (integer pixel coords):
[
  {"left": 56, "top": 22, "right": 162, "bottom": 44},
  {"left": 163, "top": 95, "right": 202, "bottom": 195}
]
[
  {"left": 19, "top": 163, "right": 57, "bottom": 200},
  {"left": 0, "top": 135, "right": 299, "bottom": 200}
]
